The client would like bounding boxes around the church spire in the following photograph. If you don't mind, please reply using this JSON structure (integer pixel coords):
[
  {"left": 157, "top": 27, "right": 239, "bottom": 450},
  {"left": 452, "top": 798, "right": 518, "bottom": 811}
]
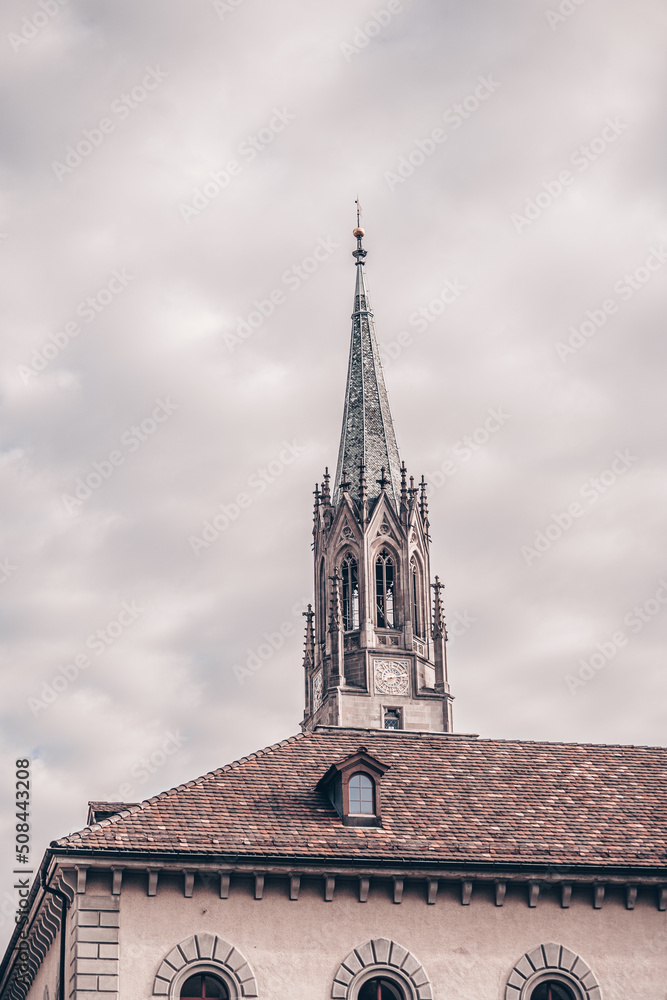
[
  {"left": 333, "top": 218, "right": 402, "bottom": 510},
  {"left": 303, "top": 209, "right": 454, "bottom": 735}
]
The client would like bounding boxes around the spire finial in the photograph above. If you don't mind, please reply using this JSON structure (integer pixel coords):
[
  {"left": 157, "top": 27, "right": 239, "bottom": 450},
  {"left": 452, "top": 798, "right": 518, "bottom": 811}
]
[
  {"left": 431, "top": 576, "right": 447, "bottom": 640},
  {"left": 321, "top": 467, "right": 331, "bottom": 505},
  {"left": 352, "top": 198, "right": 367, "bottom": 262},
  {"left": 328, "top": 569, "right": 342, "bottom": 633},
  {"left": 377, "top": 466, "right": 389, "bottom": 491},
  {"left": 420, "top": 474, "right": 429, "bottom": 520},
  {"left": 302, "top": 604, "right": 315, "bottom": 668}
]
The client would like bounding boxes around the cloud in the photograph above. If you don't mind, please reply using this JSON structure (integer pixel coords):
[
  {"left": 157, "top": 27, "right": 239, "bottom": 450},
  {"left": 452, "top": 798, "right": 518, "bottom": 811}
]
[{"left": 1, "top": 0, "right": 666, "bottom": 949}]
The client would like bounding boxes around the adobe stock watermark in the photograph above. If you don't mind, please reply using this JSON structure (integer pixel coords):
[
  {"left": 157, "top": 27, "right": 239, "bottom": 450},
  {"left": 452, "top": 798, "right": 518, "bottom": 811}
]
[
  {"left": 234, "top": 598, "right": 310, "bottom": 684},
  {"left": 556, "top": 245, "right": 667, "bottom": 362},
  {"left": 27, "top": 601, "right": 145, "bottom": 715},
  {"left": 379, "top": 278, "right": 468, "bottom": 366},
  {"left": 189, "top": 440, "right": 307, "bottom": 554},
  {"left": 0, "top": 891, "right": 25, "bottom": 933},
  {"left": 384, "top": 75, "right": 501, "bottom": 191},
  {"left": 545, "top": 0, "right": 588, "bottom": 31},
  {"left": 340, "top": 0, "right": 407, "bottom": 62},
  {"left": 426, "top": 408, "right": 511, "bottom": 489},
  {"left": 17, "top": 269, "right": 134, "bottom": 384},
  {"left": 8, "top": 0, "right": 70, "bottom": 53},
  {"left": 521, "top": 449, "right": 638, "bottom": 566},
  {"left": 51, "top": 67, "right": 168, "bottom": 181},
  {"left": 213, "top": 0, "right": 244, "bottom": 19},
  {"left": 223, "top": 236, "right": 340, "bottom": 352},
  {"left": 61, "top": 397, "right": 180, "bottom": 515},
  {"left": 565, "top": 579, "right": 667, "bottom": 694},
  {"left": 102, "top": 728, "right": 189, "bottom": 804},
  {"left": 0, "top": 558, "right": 17, "bottom": 585},
  {"left": 511, "top": 118, "right": 629, "bottom": 233},
  {"left": 446, "top": 609, "right": 477, "bottom": 641},
  {"left": 179, "top": 107, "right": 296, "bottom": 222}
]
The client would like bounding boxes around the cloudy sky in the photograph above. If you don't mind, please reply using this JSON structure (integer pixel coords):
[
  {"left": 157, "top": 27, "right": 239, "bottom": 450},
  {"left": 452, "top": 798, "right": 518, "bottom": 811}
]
[{"left": 1, "top": 0, "right": 666, "bottom": 946}]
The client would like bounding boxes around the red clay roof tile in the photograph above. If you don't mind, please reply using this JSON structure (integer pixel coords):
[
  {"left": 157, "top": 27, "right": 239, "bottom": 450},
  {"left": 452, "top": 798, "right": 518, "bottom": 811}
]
[{"left": 54, "top": 728, "right": 667, "bottom": 868}]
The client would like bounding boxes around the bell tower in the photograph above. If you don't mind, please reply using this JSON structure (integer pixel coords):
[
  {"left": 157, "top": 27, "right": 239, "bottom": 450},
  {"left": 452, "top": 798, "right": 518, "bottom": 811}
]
[{"left": 301, "top": 218, "right": 454, "bottom": 733}]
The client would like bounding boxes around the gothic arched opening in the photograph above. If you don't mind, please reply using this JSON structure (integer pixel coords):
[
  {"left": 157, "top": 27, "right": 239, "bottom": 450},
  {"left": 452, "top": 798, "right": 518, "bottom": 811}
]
[
  {"left": 341, "top": 556, "right": 360, "bottom": 631},
  {"left": 410, "top": 556, "right": 423, "bottom": 638},
  {"left": 375, "top": 550, "right": 396, "bottom": 628}
]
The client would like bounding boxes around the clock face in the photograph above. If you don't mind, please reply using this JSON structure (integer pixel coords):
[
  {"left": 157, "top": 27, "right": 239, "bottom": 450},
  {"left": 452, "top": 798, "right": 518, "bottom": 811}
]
[
  {"left": 312, "top": 671, "right": 323, "bottom": 711},
  {"left": 374, "top": 659, "right": 409, "bottom": 695}
]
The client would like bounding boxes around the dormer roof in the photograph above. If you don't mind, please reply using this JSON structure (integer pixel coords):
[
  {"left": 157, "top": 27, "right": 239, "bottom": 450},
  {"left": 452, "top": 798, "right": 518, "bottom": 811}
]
[{"left": 316, "top": 746, "right": 390, "bottom": 791}]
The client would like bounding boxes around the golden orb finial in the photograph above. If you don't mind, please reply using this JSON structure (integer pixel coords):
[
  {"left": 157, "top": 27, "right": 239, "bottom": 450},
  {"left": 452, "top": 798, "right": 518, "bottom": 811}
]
[{"left": 353, "top": 226, "right": 365, "bottom": 238}]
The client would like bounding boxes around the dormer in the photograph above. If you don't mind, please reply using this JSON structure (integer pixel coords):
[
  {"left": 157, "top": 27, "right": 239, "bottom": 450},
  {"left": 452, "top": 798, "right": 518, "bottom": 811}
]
[{"left": 316, "top": 747, "right": 389, "bottom": 827}]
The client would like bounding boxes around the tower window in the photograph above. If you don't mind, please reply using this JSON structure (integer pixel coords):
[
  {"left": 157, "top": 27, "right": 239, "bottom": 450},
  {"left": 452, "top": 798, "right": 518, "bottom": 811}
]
[
  {"left": 411, "top": 558, "right": 422, "bottom": 638},
  {"left": 319, "top": 557, "right": 326, "bottom": 635},
  {"left": 383, "top": 709, "right": 401, "bottom": 730},
  {"left": 180, "top": 975, "right": 228, "bottom": 999},
  {"left": 341, "top": 557, "right": 360, "bottom": 631},
  {"left": 375, "top": 550, "right": 395, "bottom": 628},
  {"left": 348, "top": 772, "right": 374, "bottom": 814}
]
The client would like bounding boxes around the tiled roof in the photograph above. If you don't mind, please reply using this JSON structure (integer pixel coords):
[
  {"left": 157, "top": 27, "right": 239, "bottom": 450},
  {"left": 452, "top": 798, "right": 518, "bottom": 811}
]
[{"left": 55, "top": 728, "right": 667, "bottom": 868}]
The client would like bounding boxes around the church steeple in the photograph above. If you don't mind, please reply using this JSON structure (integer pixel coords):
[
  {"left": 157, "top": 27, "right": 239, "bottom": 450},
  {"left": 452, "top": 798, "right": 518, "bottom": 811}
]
[
  {"left": 302, "top": 216, "right": 454, "bottom": 735},
  {"left": 333, "top": 222, "right": 402, "bottom": 510}
]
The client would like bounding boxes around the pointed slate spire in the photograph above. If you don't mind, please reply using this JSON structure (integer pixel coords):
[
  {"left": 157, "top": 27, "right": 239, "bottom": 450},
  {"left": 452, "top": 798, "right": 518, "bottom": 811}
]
[{"left": 333, "top": 217, "right": 402, "bottom": 510}]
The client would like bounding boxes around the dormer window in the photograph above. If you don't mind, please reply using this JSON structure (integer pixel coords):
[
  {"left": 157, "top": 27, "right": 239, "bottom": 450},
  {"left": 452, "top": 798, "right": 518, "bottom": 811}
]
[
  {"left": 349, "top": 773, "right": 374, "bottom": 814},
  {"left": 316, "top": 748, "right": 389, "bottom": 827}
]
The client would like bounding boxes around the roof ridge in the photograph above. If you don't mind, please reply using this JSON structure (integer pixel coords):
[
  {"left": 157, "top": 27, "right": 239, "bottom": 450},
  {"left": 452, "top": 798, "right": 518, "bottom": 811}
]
[
  {"left": 313, "top": 727, "right": 667, "bottom": 751},
  {"left": 54, "top": 731, "right": 307, "bottom": 846},
  {"left": 470, "top": 736, "right": 667, "bottom": 751}
]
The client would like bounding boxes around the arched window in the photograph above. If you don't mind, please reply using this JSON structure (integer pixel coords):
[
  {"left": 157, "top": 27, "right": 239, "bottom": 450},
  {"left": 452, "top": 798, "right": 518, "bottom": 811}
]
[
  {"left": 505, "top": 945, "right": 595, "bottom": 1000},
  {"left": 180, "top": 974, "right": 228, "bottom": 999},
  {"left": 358, "top": 979, "right": 404, "bottom": 1000},
  {"left": 375, "top": 550, "right": 395, "bottom": 628},
  {"left": 341, "top": 557, "right": 360, "bottom": 631},
  {"left": 348, "top": 773, "right": 374, "bottom": 814},
  {"left": 410, "top": 558, "right": 422, "bottom": 638},
  {"left": 530, "top": 984, "right": 577, "bottom": 1000},
  {"left": 319, "top": 557, "right": 326, "bottom": 635}
]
